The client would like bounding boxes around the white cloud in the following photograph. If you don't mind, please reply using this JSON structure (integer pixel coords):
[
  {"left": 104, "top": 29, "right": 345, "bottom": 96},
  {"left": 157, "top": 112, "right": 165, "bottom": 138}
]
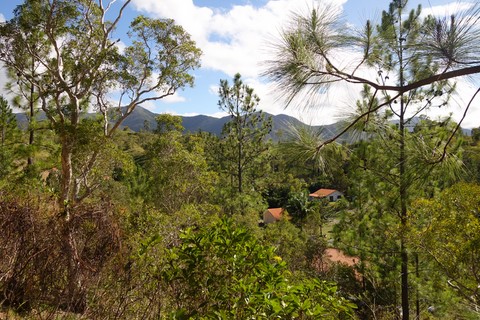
[
  {"left": 248, "top": 72, "right": 362, "bottom": 125},
  {"left": 114, "top": 40, "right": 127, "bottom": 54},
  {"left": 131, "top": 0, "right": 214, "bottom": 45},
  {"left": 423, "top": 79, "right": 480, "bottom": 129},
  {"left": 0, "top": 63, "right": 20, "bottom": 112},
  {"left": 162, "top": 92, "right": 187, "bottom": 103},
  {"left": 129, "top": 0, "right": 353, "bottom": 124},
  {"left": 0, "top": 13, "right": 5, "bottom": 22},
  {"left": 421, "top": 2, "right": 475, "bottom": 17},
  {"left": 132, "top": 0, "right": 347, "bottom": 78},
  {"left": 208, "top": 84, "right": 219, "bottom": 96},
  {"left": 0, "top": 64, "right": 8, "bottom": 92},
  {"left": 2, "top": 1, "right": 477, "bottom": 129},
  {"left": 138, "top": 100, "right": 157, "bottom": 111}
]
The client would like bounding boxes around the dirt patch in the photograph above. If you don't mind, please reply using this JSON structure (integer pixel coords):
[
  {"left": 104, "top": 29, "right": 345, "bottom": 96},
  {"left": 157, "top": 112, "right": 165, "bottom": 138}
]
[{"left": 324, "top": 248, "right": 359, "bottom": 267}]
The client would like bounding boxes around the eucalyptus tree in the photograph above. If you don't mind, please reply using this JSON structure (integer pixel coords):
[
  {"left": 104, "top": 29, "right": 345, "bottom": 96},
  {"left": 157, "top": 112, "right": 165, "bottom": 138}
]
[
  {"left": 0, "top": 0, "right": 201, "bottom": 210},
  {"left": 0, "top": 0, "right": 201, "bottom": 312},
  {"left": 264, "top": 1, "right": 480, "bottom": 318},
  {"left": 217, "top": 73, "right": 272, "bottom": 195}
]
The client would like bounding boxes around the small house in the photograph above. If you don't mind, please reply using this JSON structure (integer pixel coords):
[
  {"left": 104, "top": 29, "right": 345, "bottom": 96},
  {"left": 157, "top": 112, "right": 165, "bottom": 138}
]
[
  {"left": 309, "top": 188, "right": 344, "bottom": 202},
  {"left": 263, "top": 208, "right": 285, "bottom": 224}
]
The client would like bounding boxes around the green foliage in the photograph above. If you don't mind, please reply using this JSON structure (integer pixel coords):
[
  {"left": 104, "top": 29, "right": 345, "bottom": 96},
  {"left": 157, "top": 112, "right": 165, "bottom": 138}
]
[
  {"left": 159, "top": 218, "right": 356, "bottom": 319},
  {"left": 259, "top": 144, "right": 312, "bottom": 212},
  {"left": 154, "top": 114, "right": 184, "bottom": 134},
  {"left": 0, "top": 0, "right": 202, "bottom": 209},
  {"left": 279, "top": 123, "right": 345, "bottom": 176},
  {"left": 0, "top": 1, "right": 202, "bottom": 313},
  {"left": 334, "top": 198, "right": 401, "bottom": 305},
  {"left": 462, "top": 144, "right": 480, "bottom": 183},
  {"left": 411, "top": 183, "right": 480, "bottom": 314},
  {"left": 333, "top": 113, "right": 464, "bottom": 314},
  {"left": 263, "top": 218, "right": 310, "bottom": 271},
  {"left": 68, "top": 117, "right": 136, "bottom": 201},
  {"left": 125, "top": 15, "right": 201, "bottom": 92},
  {"left": 1, "top": 1, "right": 478, "bottom": 318},
  {"left": 216, "top": 73, "right": 272, "bottom": 195},
  {"left": 286, "top": 190, "right": 321, "bottom": 221},
  {"left": 142, "top": 130, "right": 218, "bottom": 214},
  {"left": 472, "top": 127, "right": 480, "bottom": 144},
  {"left": 0, "top": 96, "right": 21, "bottom": 180}
]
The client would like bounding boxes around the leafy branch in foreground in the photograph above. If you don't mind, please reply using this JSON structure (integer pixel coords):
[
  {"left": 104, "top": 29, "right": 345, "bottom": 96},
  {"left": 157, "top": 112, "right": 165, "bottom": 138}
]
[{"left": 158, "top": 218, "right": 356, "bottom": 319}]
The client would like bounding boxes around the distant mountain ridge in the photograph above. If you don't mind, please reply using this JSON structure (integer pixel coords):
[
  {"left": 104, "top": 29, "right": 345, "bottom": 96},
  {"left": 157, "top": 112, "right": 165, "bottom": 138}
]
[
  {"left": 14, "top": 106, "right": 325, "bottom": 140},
  {"left": 118, "top": 106, "right": 342, "bottom": 140},
  {"left": 15, "top": 106, "right": 472, "bottom": 140},
  {"left": 115, "top": 106, "right": 473, "bottom": 138}
]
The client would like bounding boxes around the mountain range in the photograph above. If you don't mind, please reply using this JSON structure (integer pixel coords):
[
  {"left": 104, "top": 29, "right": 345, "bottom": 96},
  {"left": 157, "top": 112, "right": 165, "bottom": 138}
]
[
  {"left": 116, "top": 106, "right": 343, "bottom": 140},
  {"left": 15, "top": 106, "right": 472, "bottom": 140}
]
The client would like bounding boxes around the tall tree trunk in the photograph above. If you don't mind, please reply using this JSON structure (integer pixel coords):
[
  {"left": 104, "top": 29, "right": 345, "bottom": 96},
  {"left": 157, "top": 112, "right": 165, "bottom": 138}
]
[
  {"left": 60, "top": 135, "right": 73, "bottom": 215},
  {"left": 27, "top": 58, "right": 35, "bottom": 167},
  {"left": 62, "top": 219, "right": 86, "bottom": 313},
  {"left": 415, "top": 253, "right": 420, "bottom": 319},
  {"left": 398, "top": 9, "right": 410, "bottom": 315},
  {"left": 399, "top": 87, "right": 410, "bottom": 320},
  {"left": 238, "top": 141, "right": 242, "bottom": 194},
  {"left": 59, "top": 133, "right": 86, "bottom": 312}
]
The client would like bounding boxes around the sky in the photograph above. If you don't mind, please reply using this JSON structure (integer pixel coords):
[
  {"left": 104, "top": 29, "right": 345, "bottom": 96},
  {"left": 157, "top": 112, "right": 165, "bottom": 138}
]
[{"left": 0, "top": 0, "right": 479, "bottom": 128}]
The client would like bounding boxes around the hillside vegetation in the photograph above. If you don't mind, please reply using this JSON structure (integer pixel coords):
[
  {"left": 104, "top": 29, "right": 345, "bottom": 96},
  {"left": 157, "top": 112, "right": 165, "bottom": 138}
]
[{"left": 1, "top": 0, "right": 480, "bottom": 319}]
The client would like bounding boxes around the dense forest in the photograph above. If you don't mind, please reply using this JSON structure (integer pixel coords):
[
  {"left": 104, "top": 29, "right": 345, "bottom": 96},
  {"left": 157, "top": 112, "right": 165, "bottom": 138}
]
[{"left": 1, "top": 0, "right": 480, "bottom": 319}]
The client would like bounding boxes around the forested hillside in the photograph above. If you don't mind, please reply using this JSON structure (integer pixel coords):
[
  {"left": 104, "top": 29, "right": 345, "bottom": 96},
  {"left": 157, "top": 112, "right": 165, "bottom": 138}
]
[
  {"left": 1, "top": 0, "right": 480, "bottom": 319},
  {"left": 14, "top": 106, "right": 349, "bottom": 141}
]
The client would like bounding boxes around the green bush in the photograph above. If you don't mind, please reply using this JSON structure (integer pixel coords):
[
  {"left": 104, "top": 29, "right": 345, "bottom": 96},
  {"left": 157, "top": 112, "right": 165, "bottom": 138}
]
[{"left": 159, "top": 218, "right": 356, "bottom": 319}]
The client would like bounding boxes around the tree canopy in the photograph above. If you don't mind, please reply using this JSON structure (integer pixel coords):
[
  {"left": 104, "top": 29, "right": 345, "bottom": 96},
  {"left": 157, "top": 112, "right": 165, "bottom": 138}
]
[{"left": 264, "top": 1, "right": 480, "bottom": 319}]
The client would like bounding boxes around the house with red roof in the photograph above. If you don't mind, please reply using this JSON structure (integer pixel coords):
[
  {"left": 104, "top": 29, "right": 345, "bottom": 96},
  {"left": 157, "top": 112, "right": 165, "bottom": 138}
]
[
  {"left": 263, "top": 208, "right": 285, "bottom": 224},
  {"left": 309, "top": 188, "right": 344, "bottom": 202}
]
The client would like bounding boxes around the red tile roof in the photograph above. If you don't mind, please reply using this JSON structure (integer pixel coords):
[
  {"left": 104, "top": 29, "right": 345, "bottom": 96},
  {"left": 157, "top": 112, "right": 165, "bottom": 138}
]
[
  {"left": 309, "top": 188, "right": 338, "bottom": 198},
  {"left": 266, "top": 208, "right": 284, "bottom": 220}
]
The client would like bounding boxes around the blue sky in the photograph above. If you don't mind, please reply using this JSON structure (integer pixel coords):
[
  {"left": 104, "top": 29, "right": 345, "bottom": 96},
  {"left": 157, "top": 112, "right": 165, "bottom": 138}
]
[{"left": 1, "top": 0, "right": 479, "bottom": 127}]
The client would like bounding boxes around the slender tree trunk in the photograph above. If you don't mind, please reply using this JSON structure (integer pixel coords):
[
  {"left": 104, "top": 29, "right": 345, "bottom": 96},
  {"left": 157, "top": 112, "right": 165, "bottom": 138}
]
[
  {"left": 27, "top": 58, "right": 35, "bottom": 167},
  {"left": 400, "top": 234, "right": 409, "bottom": 319},
  {"left": 398, "top": 9, "right": 410, "bottom": 316},
  {"left": 399, "top": 87, "right": 410, "bottom": 320},
  {"left": 60, "top": 135, "right": 74, "bottom": 215},
  {"left": 237, "top": 102, "right": 243, "bottom": 194},
  {"left": 59, "top": 133, "right": 86, "bottom": 312},
  {"left": 415, "top": 253, "right": 420, "bottom": 319},
  {"left": 62, "top": 219, "right": 86, "bottom": 313},
  {"left": 238, "top": 141, "right": 242, "bottom": 194}
]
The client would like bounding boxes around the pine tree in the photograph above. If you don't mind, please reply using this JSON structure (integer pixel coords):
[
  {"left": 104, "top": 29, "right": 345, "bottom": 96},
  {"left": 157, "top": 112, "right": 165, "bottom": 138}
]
[
  {"left": 264, "top": 1, "right": 480, "bottom": 318},
  {"left": 217, "top": 73, "right": 272, "bottom": 195},
  {"left": 0, "top": 96, "right": 20, "bottom": 179}
]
